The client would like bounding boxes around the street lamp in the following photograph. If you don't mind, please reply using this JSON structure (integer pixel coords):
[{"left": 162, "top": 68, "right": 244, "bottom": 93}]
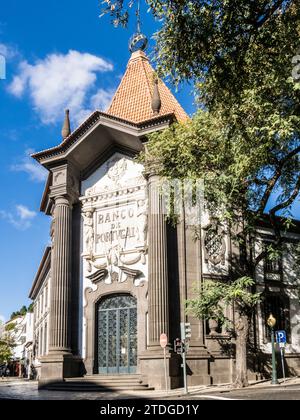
[{"left": 267, "top": 314, "right": 279, "bottom": 385}]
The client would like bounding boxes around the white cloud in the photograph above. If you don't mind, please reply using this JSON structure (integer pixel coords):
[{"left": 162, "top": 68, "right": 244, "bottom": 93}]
[
  {"left": 90, "top": 88, "right": 115, "bottom": 110},
  {"left": 16, "top": 205, "right": 36, "bottom": 221},
  {"left": 0, "top": 43, "right": 18, "bottom": 60},
  {"left": 0, "top": 314, "right": 5, "bottom": 324},
  {"left": 11, "top": 149, "right": 47, "bottom": 182},
  {"left": 0, "top": 205, "right": 37, "bottom": 230},
  {"left": 74, "top": 87, "right": 115, "bottom": 125},
  {"left": 8, "top": 50, "right": 114, "bottom": 124}
]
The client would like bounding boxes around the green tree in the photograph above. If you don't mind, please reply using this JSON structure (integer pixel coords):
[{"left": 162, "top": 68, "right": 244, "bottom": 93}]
[
  {"left": 19, "top": 306, "right": 27, "bottom": 316},
  {"left": 0, "top": 323, "right": 16, "bottom": 365},
  {"left": 10, "top": 305, "right": 29, "bottom": 320},
  {"left": 186, "top": 278, "right": 261, "bottom": 388},
  {"left": 103, "top": 0, "right": 300, "bottom": 387},
  {"left": 140, "top": 106, "right": 300, "bottom": 386}
]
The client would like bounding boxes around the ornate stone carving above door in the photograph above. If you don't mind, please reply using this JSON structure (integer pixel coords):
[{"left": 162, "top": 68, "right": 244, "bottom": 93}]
[{"left": 107, "top": 157, "right": 128, "bottom": 181}]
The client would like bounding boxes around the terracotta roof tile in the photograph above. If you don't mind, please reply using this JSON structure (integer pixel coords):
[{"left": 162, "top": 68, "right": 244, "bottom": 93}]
[{"left": 107, "top": 50, "right": 189, "bottom": 124}]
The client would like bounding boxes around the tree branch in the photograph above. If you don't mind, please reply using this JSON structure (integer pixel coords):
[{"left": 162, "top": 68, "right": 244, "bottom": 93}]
[
  {"left": 269, "top": 176, "right": 300, "bottom": 216},
  {"left": 255, "top": 175, "right": 300, "bottom": 266},
  {"left": 250, "top": 0, "right": 286, "bottom": 29},
  {"left": 258, "top": 145, "right": 300, "bottom": 214}
]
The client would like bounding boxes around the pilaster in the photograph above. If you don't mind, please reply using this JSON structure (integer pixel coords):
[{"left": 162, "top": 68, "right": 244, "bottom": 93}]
[
  {"left": 40, "top": 162, "right": 82, "bottom": 383},
  {"left": 147, "top": 171, "right": 169, "bottom": 348}
]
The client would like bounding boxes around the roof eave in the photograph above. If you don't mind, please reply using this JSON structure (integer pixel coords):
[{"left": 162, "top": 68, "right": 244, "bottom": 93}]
[
  {"left": 29, "top": 247, "right": 51, "bottom": 300},
  {"left": 31, "top": 111, "right": 176, "bottom": 166}
]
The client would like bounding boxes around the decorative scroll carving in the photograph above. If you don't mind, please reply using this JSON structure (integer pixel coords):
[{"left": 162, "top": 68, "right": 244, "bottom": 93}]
[
  {"left": 118, "top": 266, "right": 142, "bottom": 283},
  {"left": 86, "top": 269, "right": 108, "bottom": 285},
  {"left": 84, "top": 287, "right": 93, "bottom": 308}
]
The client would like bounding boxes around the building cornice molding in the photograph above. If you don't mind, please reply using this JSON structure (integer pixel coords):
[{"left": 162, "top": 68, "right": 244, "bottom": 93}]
[
  {"left": 31, "top": 111, "right": 175, "bottom": 164},
  {"left": 29, "top": 247, "right": 51, "bottom": 300}
]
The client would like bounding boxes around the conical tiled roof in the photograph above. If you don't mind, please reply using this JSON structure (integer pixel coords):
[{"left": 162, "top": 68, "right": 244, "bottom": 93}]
[{"left": 107, "top": 50, "right": 189, "bottom": 124}]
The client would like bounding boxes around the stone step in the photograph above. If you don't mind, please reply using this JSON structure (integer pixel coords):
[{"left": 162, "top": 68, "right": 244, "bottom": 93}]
[
  {"left": 47, "top": 384, "right": 152, "bottom": 392},
  {"left": 66, "top": 376, "right": 143, "bottom": 384},
  {"left": 45, "top": 374, "right": 154, "bottom": 392},
  {"left": 67, "top": 374, "right": 142, "bottom": 380}
]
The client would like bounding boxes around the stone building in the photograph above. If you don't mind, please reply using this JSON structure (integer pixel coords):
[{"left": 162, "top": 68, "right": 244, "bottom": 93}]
[
  {"left": 1, "top": 313, "right": 34, "bottom": 377},
  {"left": 29, "top": 247, "right": 51, "bottom": 378},
  {"left": 29, "top": 44, "right": 300, "bottom": 389}
]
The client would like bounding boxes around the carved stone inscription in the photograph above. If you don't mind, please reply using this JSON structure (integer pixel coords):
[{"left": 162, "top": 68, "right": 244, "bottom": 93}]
[{"left": 95, "top": 201, "right": 147, "bottom": 254}]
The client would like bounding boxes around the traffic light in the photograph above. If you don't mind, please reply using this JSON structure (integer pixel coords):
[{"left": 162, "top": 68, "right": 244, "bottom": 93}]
[
  {"left": 174, "top": 338, "right": 183, "bottom": 354},
  {"left": 180, "top": 322, "right": 192, "bottom": 341}
]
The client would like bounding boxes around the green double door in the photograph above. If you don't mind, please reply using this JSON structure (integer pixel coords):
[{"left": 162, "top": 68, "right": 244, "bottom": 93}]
[{"left": 97, "top": 294, "right": 137, "bottom": 374}]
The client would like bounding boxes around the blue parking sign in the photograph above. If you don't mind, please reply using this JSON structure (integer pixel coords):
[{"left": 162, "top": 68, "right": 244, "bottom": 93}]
[{"left": 276, "top": 330, "right": 287, "bottom": 344}]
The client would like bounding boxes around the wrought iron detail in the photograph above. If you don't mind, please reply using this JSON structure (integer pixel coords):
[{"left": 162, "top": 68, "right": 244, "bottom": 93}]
[
  {"left": 203, "top": 222, "right": 226, "bottom": 265},
  {"left": 97, "top": 294, "right": 137, "bottom": 374}
]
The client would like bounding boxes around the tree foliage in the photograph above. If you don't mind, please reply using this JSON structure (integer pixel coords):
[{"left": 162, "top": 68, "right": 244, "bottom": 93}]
[
  {"left": 102, "top": 0, "right": 300, "bottom": 387},
  {"left": 102, "top": 1, "right": 300, "bottom": 241},
  {"left": 186, "top": 277, "right": 261, "bottom": 326},
  {"left": 0, "top": 323, "right": 16, "bottom": 364},
  {"left": 10, "top": 305, "right": 30, "bottom": 321}
]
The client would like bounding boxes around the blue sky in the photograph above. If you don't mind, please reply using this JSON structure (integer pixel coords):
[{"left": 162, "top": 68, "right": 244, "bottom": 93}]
[
  {"left": 0, "top": 0, "right": 196, "bottom": 322},
  {"left": 0, "top": 1, "right": 299, "bottom": 323}
]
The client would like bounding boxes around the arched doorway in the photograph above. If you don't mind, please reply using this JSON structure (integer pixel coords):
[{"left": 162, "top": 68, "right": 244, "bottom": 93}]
[{"left": 97, "top": 294, "right": 137, "bottom": 374}]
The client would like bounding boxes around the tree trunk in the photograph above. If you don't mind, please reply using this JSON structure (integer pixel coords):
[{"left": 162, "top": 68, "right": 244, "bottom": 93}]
[{"left": 234, "top": 313, "right": 250, "bottom": 388}]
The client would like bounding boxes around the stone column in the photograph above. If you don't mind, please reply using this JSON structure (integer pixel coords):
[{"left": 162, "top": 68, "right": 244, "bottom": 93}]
[
  {"left": 140, "top": 170, "right": 181, "bottom": 390},
  {"left": 147, "top": 173, "right": 169, "bottom": 348},
  {"left": 49, "top": 195, "right": 72, "bottom": 353},
  {"left": 39, "top": 164, "right": 81, "bottom": 387}
]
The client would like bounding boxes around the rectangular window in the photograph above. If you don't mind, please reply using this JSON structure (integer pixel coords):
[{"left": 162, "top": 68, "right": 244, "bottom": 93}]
[
  {"left": 45, "top": 286, "right": 48, "bottom": 310},
  {"left": 44, "top": 323, "right": 48, "bottom": 355},
  {"left": 264, "top": 244, "right": 282, "bottom": 281},
  {"left": 41, "top": 293, "right": 44, "bottom": 315}
]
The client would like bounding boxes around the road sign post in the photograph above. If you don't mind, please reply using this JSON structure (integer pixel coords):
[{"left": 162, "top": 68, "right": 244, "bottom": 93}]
[
  {"left": 276, "top": 330, "right": 287, "bottom": 382},
  {"left": 160, "top": 333, "right": 168, "bottom": 392},
  {"left": 267, "top": 315, "right": 279, "bottom": 385},
  {"left": 279, "top": 345, "right": 286, "bottom": 382},
  {"left": 180, "top": 322, "right": 191, "bottom": 395}
]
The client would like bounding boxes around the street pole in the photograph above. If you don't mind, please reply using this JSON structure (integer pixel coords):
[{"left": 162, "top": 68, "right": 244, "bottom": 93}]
[
  {"left": 267, "top": 314, "right": 279, "bottom": 386},
  {"left": 271, "top": 326, "right": 278, "bottom": 385},
  {"left": 180, "top": 322, "right": 191, "bottom": 395},
  {"left": 182, "top": 345, "right": 188, "bottom": 395},
  {"left": 163, "top": 347, "right": 168, "bottom": 393},
  {"left": 280, "top": 347, "right": 286, "bottom": 383}
]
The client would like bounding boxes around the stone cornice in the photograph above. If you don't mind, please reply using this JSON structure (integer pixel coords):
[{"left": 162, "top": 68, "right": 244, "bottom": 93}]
[
  {"left": 80, "top": 183, "right": 146, "bottom": 207},
  {"left": 40, "top": 173, "right": 53, "bottom": 214},
  {"left": 29, "top": 247, "right": 51, "bottom": 300},
  {"left": 31, "top": 111, "right": 175, "bottom": 164}
]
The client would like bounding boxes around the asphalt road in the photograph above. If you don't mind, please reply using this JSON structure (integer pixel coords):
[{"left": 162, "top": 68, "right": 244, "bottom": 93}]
[
  {"left": 0, "top": 381, "right": 299, "bottom": 400},
  {"left": 175, "top": 383, "right": 300, "bottom": 400}
]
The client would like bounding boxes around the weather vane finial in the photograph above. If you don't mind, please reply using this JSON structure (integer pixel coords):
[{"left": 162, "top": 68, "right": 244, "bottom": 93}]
[
  {"left": 136, "top": 0, "right": 141, "bottom": 33},
  {"left": 129, "top": 0, "right": 148, "bottom": 53}
]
